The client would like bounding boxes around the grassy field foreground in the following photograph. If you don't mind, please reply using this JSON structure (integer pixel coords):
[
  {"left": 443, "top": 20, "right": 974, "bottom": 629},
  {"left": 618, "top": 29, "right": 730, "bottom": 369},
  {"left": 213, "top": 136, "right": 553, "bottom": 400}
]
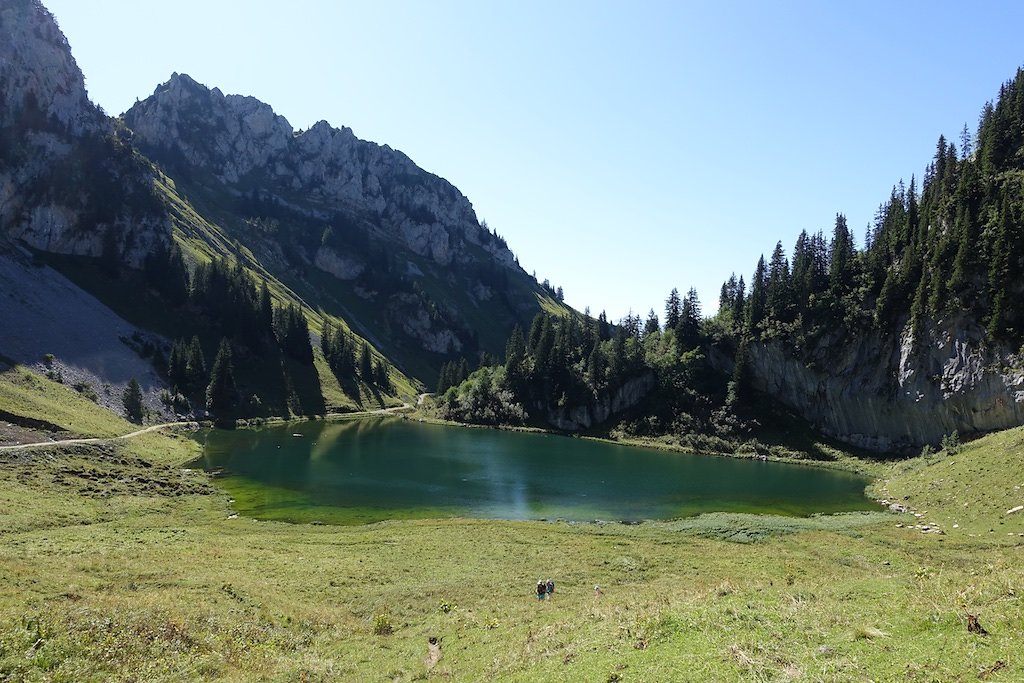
[{"left": 1, "top": 364, "right": 1022, "bottom": 682}]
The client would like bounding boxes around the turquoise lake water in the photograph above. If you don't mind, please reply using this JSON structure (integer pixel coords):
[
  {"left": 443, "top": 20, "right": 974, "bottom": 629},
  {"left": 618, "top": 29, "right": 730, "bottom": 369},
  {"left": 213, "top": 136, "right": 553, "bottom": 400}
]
[{"left": 193, "top": 417, "right": 875, "bottom": 525}]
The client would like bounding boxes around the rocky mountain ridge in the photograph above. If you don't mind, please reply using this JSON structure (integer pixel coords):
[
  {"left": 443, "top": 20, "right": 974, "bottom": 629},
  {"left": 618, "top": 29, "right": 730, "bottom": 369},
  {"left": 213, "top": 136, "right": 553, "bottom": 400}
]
[
  {"left": 117, "top": 71, "right": 547, "bottom": 382},
  {"left": 0, "top": 0, "right": 99, "bottom": 136},
  {"left": 0, "top": 0, "right": 169, "bottom": 267},
  {"left": 1, "top": 1, "right": 552, "bottom": 398},
  {"left": 123, "top": 73, "right": 515, "bottom": 270}
]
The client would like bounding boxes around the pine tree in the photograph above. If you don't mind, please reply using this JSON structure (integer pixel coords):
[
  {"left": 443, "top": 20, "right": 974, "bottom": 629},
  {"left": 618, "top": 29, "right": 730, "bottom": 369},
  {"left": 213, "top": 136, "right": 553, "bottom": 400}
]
[
  {"left": 766, "top": 241, "right": 790, "bottom": 319},
  {"left": 437, "top": 361, "right": 454, "bottom": 395},
  {"left": 258, "top": 281, "right": 273, "bottom": 334},
  {"left": 665, "top": 288, "right": 682, "bottom": 330},
  {"left": 727, "top": 340, "right": 751, "bottom": 406},
  {"left": 643, "top": 309, "right": 660, "bottom": 337},
  {"left": 584, "top": 341, "right": 605, "bottom": 388},
  {"left": 732, "top": 275, "right": 746, "bottom": 321},
  {"left": 206, "top": 338, "right": 238, "bottom": 418},
  {"left": 167, "top": 339, "right": 187, "bottom": 391},
  {"left": 745, "top": 256, "right": 768, "bottom": 331},
  {"left": 359, "top": 343, "right": 373, "bottom": 379},
  {"left": 123, "top": 377, "right": 144, "bottom": 423},
  {"left": 828, "top": 213, "right": 855, "bottom": 296},
  {"left": 186, "top": 336, "right": 206, "bottom": 391},
  {"left": 275, "top": 304, "right": 313, "bottom": 363},
  {"left": 960, "top": 122, "right": 973, "bottom": 159},
  {"left": 676, "top": 288, "right": 702, "bottom": 350},
  {"left": 598, "top": 311, "right": 611, "bottom": 341},
  {"left": 321, "top": 320, "right": 335, "bottom": 357},
  {"left": 987, "top": 196, "right": 1012, "bottom": 338},
  {"left": 322, "top": 321, "right": 355, "bottom": 379},
  {"left": 719, "top": 275, "right": 738, "bottom": 313},
  {"left": 374, "top": 359, "right": 391, "bottom": 392}
]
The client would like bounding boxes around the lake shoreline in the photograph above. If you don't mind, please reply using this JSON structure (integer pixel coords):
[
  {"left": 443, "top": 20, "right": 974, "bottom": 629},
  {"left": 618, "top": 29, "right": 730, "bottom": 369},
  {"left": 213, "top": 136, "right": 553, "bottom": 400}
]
[
  {"left": 222, "top": 404, "right": 885, "bottom": 481},
  {"left": 196, "top": 415, "right": 877, "bottom": 526}
]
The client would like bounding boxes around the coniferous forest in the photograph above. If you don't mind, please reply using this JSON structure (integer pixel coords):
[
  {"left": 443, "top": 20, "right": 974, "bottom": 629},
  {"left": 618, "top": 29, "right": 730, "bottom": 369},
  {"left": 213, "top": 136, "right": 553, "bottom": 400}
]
[
  {"left": 729, "top": 68, "right": 1024, "bottom": 351},
  {"left": 437, "top": 68, "right": 1024, "bottom": 452}
]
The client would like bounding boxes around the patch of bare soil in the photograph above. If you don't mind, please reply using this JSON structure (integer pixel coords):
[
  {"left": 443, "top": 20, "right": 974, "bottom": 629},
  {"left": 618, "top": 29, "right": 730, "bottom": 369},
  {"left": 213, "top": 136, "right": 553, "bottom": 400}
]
[{"left": 0, "top": 419, "right": 62, "bottom": 447}]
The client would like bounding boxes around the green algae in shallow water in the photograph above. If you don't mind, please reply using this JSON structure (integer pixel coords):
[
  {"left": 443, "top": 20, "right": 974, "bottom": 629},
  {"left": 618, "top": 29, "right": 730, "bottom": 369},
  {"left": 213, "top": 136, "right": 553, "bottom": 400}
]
[{"left": 193, "top": 417, "right": 875, "bottom": 525}]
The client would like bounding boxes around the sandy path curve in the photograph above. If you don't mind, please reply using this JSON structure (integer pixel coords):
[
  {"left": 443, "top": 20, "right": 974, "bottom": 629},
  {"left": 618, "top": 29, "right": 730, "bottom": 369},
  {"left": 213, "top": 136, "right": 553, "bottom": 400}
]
[{"left": 0, "top": 421, "right": 196, "bottom": 452}]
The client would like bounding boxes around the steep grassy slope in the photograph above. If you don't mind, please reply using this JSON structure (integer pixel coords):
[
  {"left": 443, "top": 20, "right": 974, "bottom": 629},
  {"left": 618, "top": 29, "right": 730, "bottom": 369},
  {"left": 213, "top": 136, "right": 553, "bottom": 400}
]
[
  {"left": 117, "top": 72, "right": 562, "bottom": 390},
  {"left": 0, "top": 363, "right": 134, "bottom": 439},
  {"left": 156, "top": 168, "right": 563, "bottom": 389},
  {"left": 873, "top": 429, "right": 1024, "bottom": 538},
  {"left": 1, "top": 364, "right": 1021, "bottom": 681},
  {"left": 42, "top": 172, "right": 420, "bottom": 415},
  {"left": 155, "top": 173, "right": 422, "bottom": 404}
]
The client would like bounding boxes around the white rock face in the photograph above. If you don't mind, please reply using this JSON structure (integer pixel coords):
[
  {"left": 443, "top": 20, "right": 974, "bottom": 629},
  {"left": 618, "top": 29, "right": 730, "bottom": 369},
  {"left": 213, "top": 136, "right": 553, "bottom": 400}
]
[
  {"left": 124, "top": 75, "right": 517, "bottom": 269},
  {"left": 0, "top": 1, "right": 101, "bottom": 135},
  {"left": 735, "top": 315, "right": 1024, "bottom": 451},
  {"left": 395, "top": 293, "right": 463, "bottom": 354},
  {"left": 313, "top": 246, "right": 364, "bottom": 280},
  {"left": 0, "top": 1, "right": 170, "bottom": 266}
]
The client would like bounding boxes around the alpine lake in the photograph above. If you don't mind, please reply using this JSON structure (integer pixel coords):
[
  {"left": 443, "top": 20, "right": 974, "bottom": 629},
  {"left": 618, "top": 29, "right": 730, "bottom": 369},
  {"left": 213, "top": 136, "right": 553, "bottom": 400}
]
[{"left": 191, "top": 417, "right": 876, "bottom": 525}]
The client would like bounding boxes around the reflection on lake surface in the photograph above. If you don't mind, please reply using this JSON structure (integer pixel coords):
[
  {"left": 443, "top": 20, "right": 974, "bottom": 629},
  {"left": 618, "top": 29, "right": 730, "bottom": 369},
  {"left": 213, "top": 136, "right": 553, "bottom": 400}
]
[{"left": 194, "top": 417, "right": 875, "bottom": 525}]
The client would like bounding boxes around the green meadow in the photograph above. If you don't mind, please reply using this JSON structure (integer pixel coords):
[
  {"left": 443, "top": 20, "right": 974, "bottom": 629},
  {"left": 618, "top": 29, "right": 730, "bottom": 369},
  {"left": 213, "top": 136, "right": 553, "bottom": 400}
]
[{"left": 1, "top": 363, "right": 1021, "bottom": 682}]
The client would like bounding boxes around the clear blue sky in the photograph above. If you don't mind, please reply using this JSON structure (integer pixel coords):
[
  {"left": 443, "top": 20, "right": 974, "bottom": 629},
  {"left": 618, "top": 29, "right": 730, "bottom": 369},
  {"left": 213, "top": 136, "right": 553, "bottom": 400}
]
[{"left": 45, "top": 0, "right": 1024, "bottom": 321}]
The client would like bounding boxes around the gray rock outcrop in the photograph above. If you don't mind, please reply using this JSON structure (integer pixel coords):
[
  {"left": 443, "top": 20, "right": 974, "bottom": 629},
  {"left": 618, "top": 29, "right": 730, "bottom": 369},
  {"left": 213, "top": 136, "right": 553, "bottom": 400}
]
[
  {"left": 546, "top": 373, "right": 657, "bottom": 431},
  {"left": 0, "top": 1, "right": 170, "bottom": 266},
  {"left": 0, "top": 1, "right": 101, "bottom": 136},
  {"left": 738, "top": 315, "right": 1024, "bottom": 451}
]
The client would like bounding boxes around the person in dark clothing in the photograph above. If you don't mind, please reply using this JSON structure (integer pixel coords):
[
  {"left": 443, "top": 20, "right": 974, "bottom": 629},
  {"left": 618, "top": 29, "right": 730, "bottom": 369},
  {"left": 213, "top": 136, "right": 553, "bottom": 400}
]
[
  {"left": 545, "top": 578, "right": 555, "bottom": 598},
  {"left": 536, "top": 579, "right": 546, "bottom": 600}
]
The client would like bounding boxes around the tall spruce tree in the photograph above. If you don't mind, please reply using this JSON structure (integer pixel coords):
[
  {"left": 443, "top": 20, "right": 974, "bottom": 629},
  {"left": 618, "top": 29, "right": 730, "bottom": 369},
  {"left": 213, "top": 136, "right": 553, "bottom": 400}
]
[
  {"left": 206, "top": 338, "right": 238, "bottom": 418},
  {"left": 745, "top": 256, "right": 768, "bottom": 330},
  {"left": 665, "top": 288, "right": 682, "bottom": 329},
  {"left": 643, "top": 309, "right": 660, "bottom": 337},
  {"left": 123, "top": 377, "right": 144, "bottom": 423},
  {"left": 359, "top": 343, "right": 373, "bottom": 379}
]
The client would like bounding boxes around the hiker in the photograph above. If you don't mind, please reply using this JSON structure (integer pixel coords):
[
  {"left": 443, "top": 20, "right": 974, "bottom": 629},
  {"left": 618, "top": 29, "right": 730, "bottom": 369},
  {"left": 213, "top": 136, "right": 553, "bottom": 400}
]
[
  {"left": 546, "top": 578, "right": 555, "bottom": 598},
  {"left": 594, "top": 584, "right": 603, "bottom": 597},
  {"left": 536, "top": 579, "right": 546, "bottom": 600}
]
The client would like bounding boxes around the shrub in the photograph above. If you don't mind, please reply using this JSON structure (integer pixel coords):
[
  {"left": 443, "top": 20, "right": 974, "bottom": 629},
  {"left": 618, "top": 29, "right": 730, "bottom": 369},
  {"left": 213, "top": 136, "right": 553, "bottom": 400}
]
[
  {"left": 941, "top": 431, "right": 962, "bottom": 455},
  {"left": 372, "top": 612, "right": 393, "bottom": 636},
  {"left": 72, "top": 381, "right": 98, "bottom": 402}
]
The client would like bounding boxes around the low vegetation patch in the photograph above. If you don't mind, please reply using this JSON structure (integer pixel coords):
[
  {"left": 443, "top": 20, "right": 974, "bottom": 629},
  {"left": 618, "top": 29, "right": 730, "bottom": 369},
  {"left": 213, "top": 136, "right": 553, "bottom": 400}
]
[{"left": 0, "top": 364, "right": 132, "bottom": 441}]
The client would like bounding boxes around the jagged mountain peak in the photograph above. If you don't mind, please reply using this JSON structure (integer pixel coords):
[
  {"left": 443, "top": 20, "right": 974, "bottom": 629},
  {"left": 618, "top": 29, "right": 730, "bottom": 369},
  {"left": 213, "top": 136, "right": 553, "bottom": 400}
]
[
  {"left": 120, "top": 69, "right": 541, "bottom": 381},
  {"left": 0, "top": 0, "right": 102, "bottom": 135},
  {"left": 124, "top": 75, "right": 514, "bottom": 268},
  {"left": 0, "top": 0, "right": 168, "bottom": 266}
]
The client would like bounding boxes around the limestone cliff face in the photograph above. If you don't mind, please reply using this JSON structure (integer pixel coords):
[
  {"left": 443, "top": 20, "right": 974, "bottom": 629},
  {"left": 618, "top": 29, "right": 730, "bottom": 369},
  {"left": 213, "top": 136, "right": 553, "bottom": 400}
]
[
  {"left": 546, "top": 373, "right": 657, "bottom": 431},
  {"left": 0, "top": 0, "right": 99, "bottom": 136},
  {"left": 123, "top": 74, "right": 516, "bottom": 269},
  {"left": 740, "top": 315, "right": 1024, "bottom": 452},
  {"left": 0, "top": 0, "right": 169, "bottom": 266}
]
